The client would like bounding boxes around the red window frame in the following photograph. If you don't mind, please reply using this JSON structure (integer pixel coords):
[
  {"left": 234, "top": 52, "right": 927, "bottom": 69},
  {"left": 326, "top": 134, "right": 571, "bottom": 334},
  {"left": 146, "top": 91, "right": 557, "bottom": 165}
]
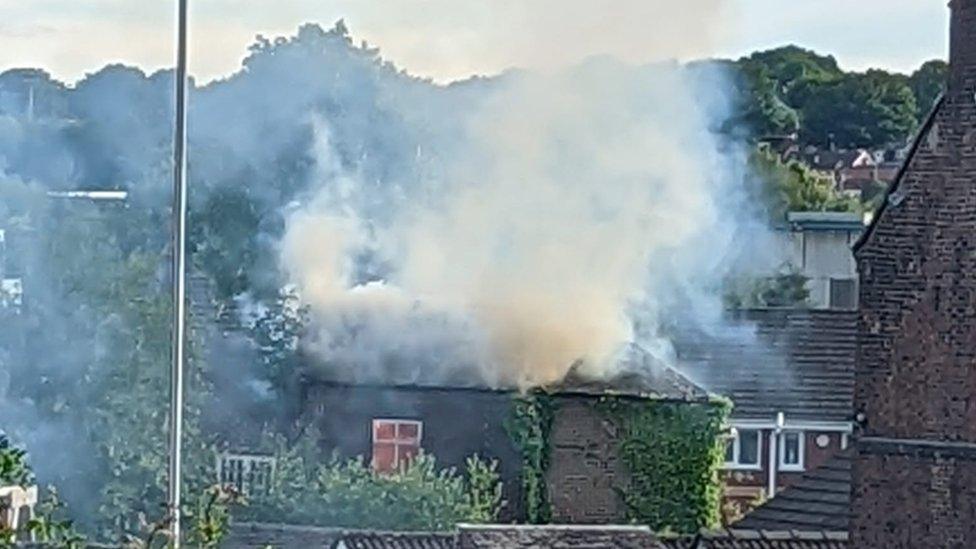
[{"left": 371, "top": 419, "right": 423, "bottom": 473}]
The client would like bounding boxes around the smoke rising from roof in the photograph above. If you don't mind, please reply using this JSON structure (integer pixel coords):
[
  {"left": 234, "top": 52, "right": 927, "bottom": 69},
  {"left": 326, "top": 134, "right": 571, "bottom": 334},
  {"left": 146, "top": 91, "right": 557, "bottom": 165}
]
[{"left": 281, "top": 59, "right": 763, "bottom": 388}]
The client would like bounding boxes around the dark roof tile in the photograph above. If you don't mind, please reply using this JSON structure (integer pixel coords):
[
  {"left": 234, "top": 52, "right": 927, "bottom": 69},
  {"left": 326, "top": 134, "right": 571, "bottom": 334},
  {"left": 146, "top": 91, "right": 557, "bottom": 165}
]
[
  {"left": 735, "top": 451, "right": 852, "bottom": 532},
  {"left": 674, "top": 309, "right": 858, "bottom": 422}
]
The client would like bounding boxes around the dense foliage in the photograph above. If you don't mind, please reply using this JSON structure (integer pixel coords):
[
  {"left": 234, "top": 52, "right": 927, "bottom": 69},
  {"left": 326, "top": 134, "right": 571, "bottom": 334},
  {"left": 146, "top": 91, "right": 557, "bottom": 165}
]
[
  {"left": 730, "top": 45, "right": 940, "bottom": 148},
  {"left": 748, "top": 145, "right": 859, "bottom": 221},
  {"left": 598, "top": 398, "right": 730, "bottom": 534},
  {"left": 236, "top": 439, "right": 502, "bottom": 531}
]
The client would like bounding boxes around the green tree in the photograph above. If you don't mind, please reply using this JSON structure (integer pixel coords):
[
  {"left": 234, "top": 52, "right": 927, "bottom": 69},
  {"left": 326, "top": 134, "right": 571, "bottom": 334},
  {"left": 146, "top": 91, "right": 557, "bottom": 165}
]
[
  {"left": 800, "top": 70, "right": 918, "bottom": 148},
  {"left": 748, "top": 146, "right": 858, "bottom": 221},
  {"left": 909, "top": 60, "right": 948, "bottom": 120}
]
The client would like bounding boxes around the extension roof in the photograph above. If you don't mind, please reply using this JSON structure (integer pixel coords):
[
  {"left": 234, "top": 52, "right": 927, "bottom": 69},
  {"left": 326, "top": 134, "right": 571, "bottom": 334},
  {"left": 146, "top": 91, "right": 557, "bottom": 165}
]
[
  {"left": 734, "top": 451, "right": 852, "bottom": 532},
  {"left": 673, "top": 309, "right": 858, "bottom": 422}
]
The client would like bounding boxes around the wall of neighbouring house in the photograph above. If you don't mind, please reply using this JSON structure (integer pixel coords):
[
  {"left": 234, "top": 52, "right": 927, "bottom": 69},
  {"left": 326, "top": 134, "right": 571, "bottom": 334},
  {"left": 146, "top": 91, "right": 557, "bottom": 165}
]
[
  {"left": 298, "top": 382, "right": 525, "bottom": 520},
  {"left": 773, "top": 225, "right": 859, "bottom": 309},
  {"left": 721, "top": 429, "right": 848, "bottom": 517},
  {"left": 851, "top": 1, "right": 976, "bottom": 545}
]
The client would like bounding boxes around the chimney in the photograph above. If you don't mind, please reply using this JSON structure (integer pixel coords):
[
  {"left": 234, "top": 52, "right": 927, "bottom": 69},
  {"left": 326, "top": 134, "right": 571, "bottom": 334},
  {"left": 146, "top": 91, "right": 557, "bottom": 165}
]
[{"left": 950, "top": 0, "right": 976, "bottom": 97}]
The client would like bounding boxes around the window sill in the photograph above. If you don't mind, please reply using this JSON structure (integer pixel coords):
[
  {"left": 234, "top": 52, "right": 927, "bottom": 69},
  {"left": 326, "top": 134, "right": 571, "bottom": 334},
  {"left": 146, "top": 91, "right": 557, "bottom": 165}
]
[
  {"left": 778, "top": 465, "right": 805, "bottom": 473},
  {"left": 723, "top": 464, "right": 763, "bottom": 471}
]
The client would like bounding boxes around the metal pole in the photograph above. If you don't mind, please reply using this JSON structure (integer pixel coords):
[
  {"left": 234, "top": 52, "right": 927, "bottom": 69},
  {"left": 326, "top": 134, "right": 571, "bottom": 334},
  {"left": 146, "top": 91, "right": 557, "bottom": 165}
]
[{"left": 169, "top": 0, "right": 189, "bottom": 545}]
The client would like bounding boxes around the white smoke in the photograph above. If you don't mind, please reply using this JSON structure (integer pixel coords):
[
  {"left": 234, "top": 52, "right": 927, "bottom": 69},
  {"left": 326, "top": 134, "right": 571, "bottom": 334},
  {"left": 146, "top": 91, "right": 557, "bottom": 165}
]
[{"left": 280, "top": 59, "right": 762, "bottom": 388}]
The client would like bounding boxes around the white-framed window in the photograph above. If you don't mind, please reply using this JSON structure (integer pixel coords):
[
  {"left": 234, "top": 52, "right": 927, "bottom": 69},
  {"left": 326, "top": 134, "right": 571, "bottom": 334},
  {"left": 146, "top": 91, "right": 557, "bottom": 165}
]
[
  {"left": 778, "top": 431, "right": 805, "bottom": 471},
  {"left": 216, "top": 452, "right": 276, "bottom": 496},
  {"left": 724, "top": 428, "right": 762, "bottom": 470},
  {"left": 372, "top": 419, "right": 423, "bottom": 473}
]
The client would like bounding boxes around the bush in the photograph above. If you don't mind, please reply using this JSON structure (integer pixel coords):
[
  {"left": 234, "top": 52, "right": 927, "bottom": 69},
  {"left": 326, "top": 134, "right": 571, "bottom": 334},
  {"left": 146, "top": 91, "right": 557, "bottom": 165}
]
[{"left": 242, "top": 445, "right": 502, "bottom": 531}]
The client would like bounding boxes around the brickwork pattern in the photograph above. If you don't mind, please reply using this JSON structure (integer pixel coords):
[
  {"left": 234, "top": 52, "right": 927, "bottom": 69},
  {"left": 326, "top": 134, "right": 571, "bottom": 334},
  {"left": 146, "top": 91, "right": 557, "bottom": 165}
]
[
  {"left": 545, "top": 397, "right": 629, "bottom": 524},
  {"left": 851, "top": 452, "right": 976, "bottom": 547},
  {"left": 852, "top": 2, "right": 976, "bottom": 545}
]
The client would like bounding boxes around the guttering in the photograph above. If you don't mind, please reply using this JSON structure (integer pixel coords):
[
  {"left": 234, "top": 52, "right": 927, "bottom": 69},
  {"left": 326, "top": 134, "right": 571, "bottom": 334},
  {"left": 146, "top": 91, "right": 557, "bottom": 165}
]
[{"left": 730, "top": 418, "right": 853, "bottom": 433}]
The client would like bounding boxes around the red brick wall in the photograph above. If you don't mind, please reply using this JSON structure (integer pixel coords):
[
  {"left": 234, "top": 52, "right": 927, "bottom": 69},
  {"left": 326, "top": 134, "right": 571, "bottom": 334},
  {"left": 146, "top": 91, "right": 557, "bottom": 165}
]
[
  {"left": 852, "top": 2, "right": 976, "bottom": 545},
  {"left": 853, "top": 450, "right": 976, "bottom": 547}
]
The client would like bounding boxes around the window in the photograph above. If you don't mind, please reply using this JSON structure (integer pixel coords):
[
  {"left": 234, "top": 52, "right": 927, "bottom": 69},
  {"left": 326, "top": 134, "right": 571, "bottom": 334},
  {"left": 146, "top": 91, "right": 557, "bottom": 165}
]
[
  {"left": 372, "top": 419, "right": 422, "bottom": 473},
  {"left": 778, "top": 431, "right": 804, "bottom": 471},
  {"left": 216, "top": 453, "right": 275, "bottom": 496},
  {"left": 724, "top": 428, "right": 761, "bottom": 470},
  {"left": 829, "top": 278, "right": 856, "bottom": 309}
]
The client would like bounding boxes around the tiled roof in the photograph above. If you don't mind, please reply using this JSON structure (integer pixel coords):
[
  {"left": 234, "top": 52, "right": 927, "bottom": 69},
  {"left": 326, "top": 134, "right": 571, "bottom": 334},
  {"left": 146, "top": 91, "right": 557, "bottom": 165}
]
[
  {"left": 334, "top": 532, "right": 456, "bottom": 549},
  {"left": 735, "top": 451, "right": 851, "bottom": 532},
  {"left": 689, "top": 530, "right": 848, "bottom": 548},
  {"left": 549, "top": 343, "right": 712, "bottom": 402},
  {"left": 674, "top": 309, "right": 858, "bottom": 422}
]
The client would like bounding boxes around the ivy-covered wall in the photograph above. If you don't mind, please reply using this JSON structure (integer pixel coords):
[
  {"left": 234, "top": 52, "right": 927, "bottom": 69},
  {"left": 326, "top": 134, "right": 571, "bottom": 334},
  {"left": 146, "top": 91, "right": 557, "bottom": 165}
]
[
  {"left": 504, "top": 393, "right": 556, "bottom": 524},
  {"left": 507, "top": 392, "right": 729, "bottom": 534},
  {"left": 598, "top": 396, "right": 730, "bottom": 533}
]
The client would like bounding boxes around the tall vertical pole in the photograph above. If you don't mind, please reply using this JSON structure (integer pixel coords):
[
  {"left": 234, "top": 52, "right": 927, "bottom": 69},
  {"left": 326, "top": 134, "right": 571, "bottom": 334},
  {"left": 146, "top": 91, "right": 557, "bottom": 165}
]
[{"left": 169, "top": 0, "right": 190, "bottom": 546}]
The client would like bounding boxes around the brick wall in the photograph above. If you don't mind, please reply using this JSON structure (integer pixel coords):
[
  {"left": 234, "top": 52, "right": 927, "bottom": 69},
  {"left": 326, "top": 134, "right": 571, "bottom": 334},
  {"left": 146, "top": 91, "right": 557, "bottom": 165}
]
[
  {"left": 852, "top": 1, "right": 976, "bottom": 545},
  {"left": 852, "top": 448, "right": 976, "bottom": 546},
  {"left": 546, "top": 397, "right": 629, "bottom": 524}
]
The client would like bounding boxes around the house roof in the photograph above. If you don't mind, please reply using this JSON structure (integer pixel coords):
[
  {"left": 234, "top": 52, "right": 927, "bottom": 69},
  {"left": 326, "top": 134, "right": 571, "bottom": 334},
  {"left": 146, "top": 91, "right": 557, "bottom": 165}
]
[
  {"left": 735, "top": 451, "right": 852, "bottom": 532},
  {"left": 303, "top": 343, "right": 712, "bottom": 403},
  {"left": 455, "top": 524, "right": 664, "bottom": 548},
  {"left": 333, "top": 532, "right": 456, "bottom": 549},
  {"left": 662, "top": 530, "right": 848, "bottom": 549},
  {"left": 673, "top": 309, "right": 858, "bottom": 422}
]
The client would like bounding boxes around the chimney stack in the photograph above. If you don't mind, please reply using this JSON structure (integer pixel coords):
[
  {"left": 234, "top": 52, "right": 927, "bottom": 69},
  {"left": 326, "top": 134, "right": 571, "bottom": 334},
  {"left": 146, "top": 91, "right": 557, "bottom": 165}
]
[{"left": 950, "top": 0, "right": 976, "bottom": 96}]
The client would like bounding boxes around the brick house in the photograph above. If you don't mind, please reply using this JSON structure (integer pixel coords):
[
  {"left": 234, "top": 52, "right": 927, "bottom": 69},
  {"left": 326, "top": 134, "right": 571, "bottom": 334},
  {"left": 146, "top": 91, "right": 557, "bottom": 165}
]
[
  {"left": 850, "top": 0, "right": 976, "bottom": 545},
  {"left": 218, "top": 344, "right": 718, "bottom": 525},
  {"left": 675, "top": 309, "right": 857, "bottom": 514}
]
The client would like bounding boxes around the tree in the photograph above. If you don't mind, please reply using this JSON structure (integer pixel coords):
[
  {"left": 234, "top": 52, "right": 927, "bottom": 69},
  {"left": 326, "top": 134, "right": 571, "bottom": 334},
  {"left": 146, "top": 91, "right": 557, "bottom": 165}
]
[
  {"left": 909, "top": 60, "right": 948, "bottom": 120},
  {"left": 800, "top": 70, "right": 918, "bottom": 148},
  {"left": 748, "top": 146, "right": 858, "bottom": 222}
]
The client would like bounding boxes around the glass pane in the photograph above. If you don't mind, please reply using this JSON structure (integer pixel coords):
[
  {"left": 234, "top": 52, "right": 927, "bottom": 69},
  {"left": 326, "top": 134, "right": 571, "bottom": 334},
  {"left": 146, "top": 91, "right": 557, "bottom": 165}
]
[
  {"left": 739, "top": 430, "right": 759, "bottom": 465},
  {"left": 374, "top": 421, "right": 396, "bottom": 441},
  {"left": 783, "top": 433, "right": 801, "bottom": 465},
  {"left": 398, "top": 422, "right": 419, "bottom": 441},
  {"left": 724, "top": 438, "right": 735, "bottom": 463},
  {"left": 372, "top": 443, "right": 396, "bottom": 473}
]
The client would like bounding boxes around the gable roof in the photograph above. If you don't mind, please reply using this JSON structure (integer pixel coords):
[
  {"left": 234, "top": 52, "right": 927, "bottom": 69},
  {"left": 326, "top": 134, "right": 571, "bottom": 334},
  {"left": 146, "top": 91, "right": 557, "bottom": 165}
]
[
  {"left": 734, "top": 451, "right": 852, "bottom": 532},
  {"left": 673, "top": 309, "right": 857, "bottom": 422},
  {"left": 853, "top": 95, "right": 945, "bottom": 254}
]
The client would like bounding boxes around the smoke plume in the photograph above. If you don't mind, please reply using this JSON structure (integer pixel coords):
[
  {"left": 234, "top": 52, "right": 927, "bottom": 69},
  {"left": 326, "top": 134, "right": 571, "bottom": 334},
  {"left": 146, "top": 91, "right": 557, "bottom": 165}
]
[{"left": 281, "top": 60, "right": 761, "bottom": 388}]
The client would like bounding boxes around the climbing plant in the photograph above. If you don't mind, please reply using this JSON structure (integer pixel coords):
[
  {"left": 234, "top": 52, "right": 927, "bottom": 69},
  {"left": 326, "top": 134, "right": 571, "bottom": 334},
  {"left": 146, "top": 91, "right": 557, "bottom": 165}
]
[
  {"left": 597, "top": 397, "right": 730, "bottom": 534},
  {"left": 505, "top": 393, "right": 556, "bottom": 524}
]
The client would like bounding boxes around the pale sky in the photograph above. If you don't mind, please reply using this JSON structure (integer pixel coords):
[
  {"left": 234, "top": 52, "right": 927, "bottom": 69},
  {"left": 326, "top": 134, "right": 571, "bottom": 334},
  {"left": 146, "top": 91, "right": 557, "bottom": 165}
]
[{"left": 0, "top": 0, "right": 950, "bottom": 84}]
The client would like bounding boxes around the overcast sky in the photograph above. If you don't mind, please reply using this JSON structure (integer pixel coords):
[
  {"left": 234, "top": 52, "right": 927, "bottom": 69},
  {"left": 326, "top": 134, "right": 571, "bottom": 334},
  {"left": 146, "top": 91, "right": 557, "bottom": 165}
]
[{"left": 0, "top": 0, "right": 950, "bottom": 84}]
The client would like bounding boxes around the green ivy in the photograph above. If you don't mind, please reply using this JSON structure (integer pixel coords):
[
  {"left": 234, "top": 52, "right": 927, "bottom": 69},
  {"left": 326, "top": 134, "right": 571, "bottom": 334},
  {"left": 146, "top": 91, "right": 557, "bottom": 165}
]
[
  {"left": 505, "top": 393, "right": 555, "bottom": 524},
  {"left": 597, "top": 397, "right": 730, "bottom": 534}
]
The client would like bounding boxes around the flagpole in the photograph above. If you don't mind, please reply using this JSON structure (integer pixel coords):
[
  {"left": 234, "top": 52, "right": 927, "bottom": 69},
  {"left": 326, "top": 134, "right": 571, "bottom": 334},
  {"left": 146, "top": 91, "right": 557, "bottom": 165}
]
[{"left": 169, "top": 0, "right": 189, "bottom": 545}]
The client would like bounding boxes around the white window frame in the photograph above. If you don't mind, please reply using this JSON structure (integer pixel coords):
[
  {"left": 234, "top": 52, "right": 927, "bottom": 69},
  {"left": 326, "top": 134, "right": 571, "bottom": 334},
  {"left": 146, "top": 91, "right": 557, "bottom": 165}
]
[
  {"left": 778, "top": 430, "right": 805, "bottom": 472},
  {"left": 724, "top": 428, "right": 762, "bottom": 471},
  {"left": 216, "top": 452, "right": 276, "bottom": 496},
  {"left": 372, "top": 419, "right": 423, "bottom": 472}
]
